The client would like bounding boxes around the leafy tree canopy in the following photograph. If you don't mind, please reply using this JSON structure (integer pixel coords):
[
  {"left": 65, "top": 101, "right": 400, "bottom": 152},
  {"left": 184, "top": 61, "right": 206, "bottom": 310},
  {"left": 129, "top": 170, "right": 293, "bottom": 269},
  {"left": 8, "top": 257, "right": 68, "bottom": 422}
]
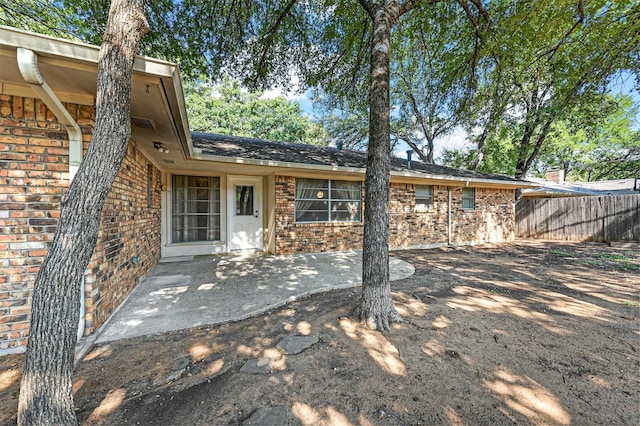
[
  {"left": 454, "top": 0, "right": 640, "bottom": 178},
  {"left": 442, "top": 94, "right": 640, "bottom": 181},
  {"left": 186, "top": 78, "right": 327, "bottom": 145},
  {"left": 0, "top": 1, "right": 69, "bottom": 37},
  {"left": 309, "top": 1, "right": 640, "bottom": 177},
  {"left": 533, "top": 94, "right": 640, "bottom": 181}
]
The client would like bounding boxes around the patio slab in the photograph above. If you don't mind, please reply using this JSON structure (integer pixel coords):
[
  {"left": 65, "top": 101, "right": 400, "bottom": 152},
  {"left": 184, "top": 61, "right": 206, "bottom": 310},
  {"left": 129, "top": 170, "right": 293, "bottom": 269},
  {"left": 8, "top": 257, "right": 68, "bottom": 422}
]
[{"left": 93, "top": 251, "right": 414, "bottom": 344}]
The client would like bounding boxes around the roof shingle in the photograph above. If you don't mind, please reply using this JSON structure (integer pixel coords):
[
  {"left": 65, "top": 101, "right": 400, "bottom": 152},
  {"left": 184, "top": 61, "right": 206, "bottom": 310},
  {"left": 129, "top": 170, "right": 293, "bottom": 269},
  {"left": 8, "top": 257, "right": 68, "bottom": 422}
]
[{"left": 191, "top": 132, "right": 526, "bottom": 184}]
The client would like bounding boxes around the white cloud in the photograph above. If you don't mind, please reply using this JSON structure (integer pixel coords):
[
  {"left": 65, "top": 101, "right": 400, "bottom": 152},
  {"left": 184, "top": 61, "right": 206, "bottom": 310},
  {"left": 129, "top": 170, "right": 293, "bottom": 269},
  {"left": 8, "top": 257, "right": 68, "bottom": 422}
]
[{"left": 434, "top": 127, "right": 470, "bottom": 160}]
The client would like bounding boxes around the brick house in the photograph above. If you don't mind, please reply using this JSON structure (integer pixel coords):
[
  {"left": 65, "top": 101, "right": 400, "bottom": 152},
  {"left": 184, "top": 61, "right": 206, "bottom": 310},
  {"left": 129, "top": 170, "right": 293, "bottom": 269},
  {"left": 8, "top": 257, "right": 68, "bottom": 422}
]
[{"left": 0, "top": 27, "right": 531, "bottom": 355}]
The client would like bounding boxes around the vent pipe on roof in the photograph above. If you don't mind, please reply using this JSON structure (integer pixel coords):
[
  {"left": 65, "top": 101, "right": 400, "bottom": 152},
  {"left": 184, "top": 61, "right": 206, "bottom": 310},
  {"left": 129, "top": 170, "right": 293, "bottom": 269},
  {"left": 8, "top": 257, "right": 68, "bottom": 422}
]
[
  {"left": 406, "top": 150, "right": 413, "bottom": 169},
  {"left": 17, "top": 47, "right": 85, "bottom": 341}
]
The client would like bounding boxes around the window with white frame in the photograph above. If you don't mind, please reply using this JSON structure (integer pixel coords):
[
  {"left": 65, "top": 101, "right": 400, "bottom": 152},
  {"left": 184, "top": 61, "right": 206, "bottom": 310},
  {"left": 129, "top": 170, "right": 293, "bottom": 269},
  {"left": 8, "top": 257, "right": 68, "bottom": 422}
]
[
  {"left": 415, "top": 185, "right": 433, "bottom": 211},
  {"left": 462, "top": 187, "right": 475, "bottom": 209},
  {"left": 295, "top": 178, "right": 361, "bottom": 222},
  {"left": 171, "top": 175, "right": 221, "bottom": 242}
]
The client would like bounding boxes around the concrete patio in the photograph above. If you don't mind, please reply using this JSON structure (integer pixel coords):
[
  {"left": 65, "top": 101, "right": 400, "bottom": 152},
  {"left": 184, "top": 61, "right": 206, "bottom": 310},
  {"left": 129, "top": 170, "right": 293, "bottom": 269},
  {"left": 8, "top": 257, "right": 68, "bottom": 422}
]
[{"left": 92, "top": 251, "right": 415, "bottom": 344}]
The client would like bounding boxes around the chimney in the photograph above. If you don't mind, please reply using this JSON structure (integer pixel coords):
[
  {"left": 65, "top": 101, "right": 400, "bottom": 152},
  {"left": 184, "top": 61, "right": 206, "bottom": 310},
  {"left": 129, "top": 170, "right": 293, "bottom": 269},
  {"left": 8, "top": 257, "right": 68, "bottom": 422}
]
[
  {"left": 336, "top": 141, "right": 344, "bottom": 150},
  {"left": 406, "top": 150, "right": 413, "bottom": 169},
  {"left": 546, "top": 168, "right": 565, "bottom": 184}
]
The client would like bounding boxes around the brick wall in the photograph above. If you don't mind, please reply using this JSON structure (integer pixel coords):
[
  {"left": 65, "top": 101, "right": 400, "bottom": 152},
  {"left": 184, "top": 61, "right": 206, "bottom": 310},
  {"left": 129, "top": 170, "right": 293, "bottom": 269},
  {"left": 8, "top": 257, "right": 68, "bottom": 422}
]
[
  {"left": 0, "top": 95, "right": 93, "bottom": 353},
  {"left": 84, "top": 143, "right": 162, "bottom": 333},
  {"left": 275, "top": 177, "right": 515, "bottom": 255},
  {"left": 391, "top": 184, "right": 515, "bottom": 247},
  {"left": 389, "top": 183, "right": 450, "bottom": 247},
  {"left": 450, "top": 187, "right": 515, "bottom": 244},
  {"left": 0, "top": 94, "right": 161, "bottom": 354}
]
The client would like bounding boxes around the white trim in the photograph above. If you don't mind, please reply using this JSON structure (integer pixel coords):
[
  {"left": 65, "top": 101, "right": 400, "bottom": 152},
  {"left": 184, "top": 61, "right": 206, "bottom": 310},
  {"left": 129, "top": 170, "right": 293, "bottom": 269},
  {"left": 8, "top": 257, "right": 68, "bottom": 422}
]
[
  {"left": 192, "top": 152, "right": 366, "bottom": 175},
  {"left": 0, "top": 25, "right": 178, "bottom": 77},
  {"left": 161, "top": 173, "right": 228, "bottom": 258}
]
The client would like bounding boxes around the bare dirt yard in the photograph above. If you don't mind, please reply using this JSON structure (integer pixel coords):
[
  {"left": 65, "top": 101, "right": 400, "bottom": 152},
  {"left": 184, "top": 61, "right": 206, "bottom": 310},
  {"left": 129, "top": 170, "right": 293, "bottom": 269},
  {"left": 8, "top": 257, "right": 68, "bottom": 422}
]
[{"left": 1, "top": 241, "right": 639, "bottom": 425}]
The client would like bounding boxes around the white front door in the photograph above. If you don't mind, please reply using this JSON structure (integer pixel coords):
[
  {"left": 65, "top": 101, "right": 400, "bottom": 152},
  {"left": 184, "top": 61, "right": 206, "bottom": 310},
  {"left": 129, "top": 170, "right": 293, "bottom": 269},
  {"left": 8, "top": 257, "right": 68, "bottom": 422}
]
[{"left": 227, "top": 176, "right": 263, "bottom": 251}]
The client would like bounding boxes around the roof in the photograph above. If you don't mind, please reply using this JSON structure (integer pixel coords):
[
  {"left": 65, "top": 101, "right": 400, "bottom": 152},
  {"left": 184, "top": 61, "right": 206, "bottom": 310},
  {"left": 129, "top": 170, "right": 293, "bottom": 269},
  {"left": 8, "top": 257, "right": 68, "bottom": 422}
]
[
  {"left": 523, "top": 177, "right": 640, "bottom": 197},
  {"left": 190, "top": 133, "right": 531, "bottom": 187},
  {"left": 574, "top": 178, "right": 640, "bottom": 195}
]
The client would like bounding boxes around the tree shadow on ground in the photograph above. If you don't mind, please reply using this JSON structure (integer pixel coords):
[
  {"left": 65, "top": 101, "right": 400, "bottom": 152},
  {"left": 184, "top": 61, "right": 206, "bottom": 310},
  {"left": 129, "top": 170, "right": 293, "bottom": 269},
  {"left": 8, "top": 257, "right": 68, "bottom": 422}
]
[{"left": 0, "top": 241, "right": 638, "bottom": 425}]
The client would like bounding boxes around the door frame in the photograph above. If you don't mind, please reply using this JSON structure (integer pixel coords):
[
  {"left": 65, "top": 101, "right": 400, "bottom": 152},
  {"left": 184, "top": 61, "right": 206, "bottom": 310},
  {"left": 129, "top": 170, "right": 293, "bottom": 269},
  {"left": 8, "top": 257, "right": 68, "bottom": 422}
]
[{"left": 227, "top": 175, "right": 263, "bottom": 251}]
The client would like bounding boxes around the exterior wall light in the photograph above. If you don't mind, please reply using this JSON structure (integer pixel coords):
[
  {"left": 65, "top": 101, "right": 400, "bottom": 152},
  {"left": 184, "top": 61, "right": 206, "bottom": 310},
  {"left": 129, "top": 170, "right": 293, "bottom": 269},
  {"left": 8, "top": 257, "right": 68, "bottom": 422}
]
[{"left": 153, "top": 141, "right": 169, "bottom": 154}]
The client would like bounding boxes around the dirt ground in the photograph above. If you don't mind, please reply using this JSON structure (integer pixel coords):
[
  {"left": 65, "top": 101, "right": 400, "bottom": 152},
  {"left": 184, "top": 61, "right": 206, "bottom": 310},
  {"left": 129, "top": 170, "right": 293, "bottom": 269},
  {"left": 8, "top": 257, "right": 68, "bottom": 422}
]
[{"left": 1, "top": 241, "right": 639, "bottom": 425}]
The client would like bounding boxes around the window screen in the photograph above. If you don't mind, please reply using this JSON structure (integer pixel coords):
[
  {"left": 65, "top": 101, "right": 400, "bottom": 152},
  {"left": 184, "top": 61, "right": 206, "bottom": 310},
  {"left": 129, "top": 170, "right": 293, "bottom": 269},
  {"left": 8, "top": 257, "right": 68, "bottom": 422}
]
[
  {"left": 171, "top": 175, "right": 221, "bottom": 242},
  {"left": 295, "top": 179, "right": 361, "bottom": 222},
  {"left": 415, "top": 185, "right": 433, "bottom": 211},
  {"left": 462, "top": 187, "right": 475, "bottom": 209}
]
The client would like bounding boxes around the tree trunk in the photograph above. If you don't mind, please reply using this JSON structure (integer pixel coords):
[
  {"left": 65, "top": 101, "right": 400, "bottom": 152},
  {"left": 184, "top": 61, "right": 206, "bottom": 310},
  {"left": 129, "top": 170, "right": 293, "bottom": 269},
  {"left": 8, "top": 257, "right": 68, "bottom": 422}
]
[
  {"left": 17, "top": 1, "right": 148, "bottom": 424},
  {"left": 424, "top": 136, "right": 435, "bottom": 164},
  {"left": 516, "top": 118, "right": 553, "bottom": 179},
  {"left": 472, "top": 127, "right": 488, "bottom": 171},
  {"left": 355, "top": 2, "right": 403, "bottom": 331}
]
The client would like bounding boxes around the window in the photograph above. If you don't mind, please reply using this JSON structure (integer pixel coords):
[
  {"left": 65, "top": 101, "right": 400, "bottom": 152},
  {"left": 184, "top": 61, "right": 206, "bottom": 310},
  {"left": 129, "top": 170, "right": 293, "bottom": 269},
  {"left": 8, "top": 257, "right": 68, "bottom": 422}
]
[
  {"left": 171, "top": 175, "right": 221, "bottom": 243},
  {"left": 295, "top": 178, "right": 361, "bottom": 222},
  {"left": 235, "top": 185, "right": 254, "bottom": 216},
  {"left": 462, "top": 187, "right": 475, "bottom": 209},
  {"left": 415, "top": 185, "right": 433, "bottom": 211}
]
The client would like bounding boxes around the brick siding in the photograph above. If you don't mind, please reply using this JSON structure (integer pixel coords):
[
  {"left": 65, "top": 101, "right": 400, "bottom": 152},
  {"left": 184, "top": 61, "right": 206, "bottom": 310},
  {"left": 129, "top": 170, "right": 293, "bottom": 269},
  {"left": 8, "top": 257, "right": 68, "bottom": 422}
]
[
  {"left": 389, "top": 183, "right": 450, "bottom": 247},
  {"left": 84, "top": 144, "right": 162, "bottom": 333},
  {"left": 0, "top": 94, "right": 161, "bottom": 354},
  {"left": 449, "top": 187, "right": 515, "bottom": 244},
  {"left": 275, "top": 177, "right": 515, "bottom": 255}
]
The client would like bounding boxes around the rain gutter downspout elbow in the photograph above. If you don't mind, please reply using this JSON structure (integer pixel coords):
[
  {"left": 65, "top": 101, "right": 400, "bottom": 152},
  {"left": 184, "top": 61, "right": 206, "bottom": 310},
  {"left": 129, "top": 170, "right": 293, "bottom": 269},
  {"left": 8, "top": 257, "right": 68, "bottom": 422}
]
[
  {"left": 17, "top": 48, "right": 85, "bottom": 340},
  {"left": 17, "top": 48, "right": 83, "bottom": 179}
]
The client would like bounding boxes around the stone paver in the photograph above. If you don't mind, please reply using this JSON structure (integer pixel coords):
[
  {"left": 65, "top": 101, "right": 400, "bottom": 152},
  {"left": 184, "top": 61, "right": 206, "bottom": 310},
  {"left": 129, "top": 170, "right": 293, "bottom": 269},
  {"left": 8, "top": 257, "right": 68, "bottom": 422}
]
[
  {"left": 240, "top": 357, "right": 273, "bottom": 374},
  {"left": 244, "top": 406, "right": 289, "bottom": 425},
  {"left": 170, "top": 356, "right": 191, "bottom": 371},
  {"left": 276, "top": 335, "right": 319, "bottom": 355}
]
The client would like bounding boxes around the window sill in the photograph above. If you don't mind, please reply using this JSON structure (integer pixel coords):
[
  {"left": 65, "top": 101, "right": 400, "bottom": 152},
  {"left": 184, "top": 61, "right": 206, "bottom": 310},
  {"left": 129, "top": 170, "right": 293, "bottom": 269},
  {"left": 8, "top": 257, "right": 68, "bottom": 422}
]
[
  {"left": 166, "top": 240, "right": 225, "bottom": 247},
  {"left": 294, "top": 221, "right": 363, "bottom": 226}
]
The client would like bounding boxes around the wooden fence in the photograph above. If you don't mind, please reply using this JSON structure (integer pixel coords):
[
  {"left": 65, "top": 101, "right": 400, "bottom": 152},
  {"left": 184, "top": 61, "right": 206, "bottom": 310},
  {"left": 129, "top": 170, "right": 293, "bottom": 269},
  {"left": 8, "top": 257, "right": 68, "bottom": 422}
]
[{"left": 516, "top": 194, "right": 640, "bottom": 242}]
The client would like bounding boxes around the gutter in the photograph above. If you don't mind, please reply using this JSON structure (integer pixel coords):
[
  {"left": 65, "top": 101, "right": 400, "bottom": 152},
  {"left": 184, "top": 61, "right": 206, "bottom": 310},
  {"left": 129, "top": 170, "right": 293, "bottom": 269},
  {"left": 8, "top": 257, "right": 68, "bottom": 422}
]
[
  {"left": 17, "top": 48, "right": 85, "bottom": 340},
  {"left": 191, "top": 150, "right": 366, "bottom": 174},
  {"left": 2, "top": 26, "right": 178, "bottom": 78}
]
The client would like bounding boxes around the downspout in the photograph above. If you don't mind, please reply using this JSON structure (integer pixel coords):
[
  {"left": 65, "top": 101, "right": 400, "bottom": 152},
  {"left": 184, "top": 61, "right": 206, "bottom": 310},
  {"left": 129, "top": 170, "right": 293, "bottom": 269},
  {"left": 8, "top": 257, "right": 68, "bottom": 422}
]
[
  {"left": 447, "top": 181, "right": 470, "bottom": 246},
  {"left": 17, "top": 48, "right": 86, "bottom": 340},
  {"left": 447, "top": 187, "right": 452, "bottom": 246}
]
